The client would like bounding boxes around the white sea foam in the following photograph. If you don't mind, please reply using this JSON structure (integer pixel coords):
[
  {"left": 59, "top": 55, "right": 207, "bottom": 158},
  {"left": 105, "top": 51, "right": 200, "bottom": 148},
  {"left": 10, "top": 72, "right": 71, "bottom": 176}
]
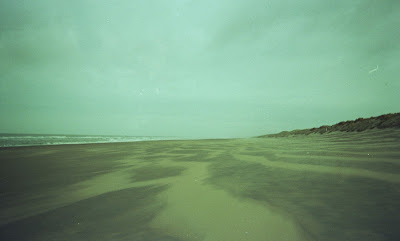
[{"left": 0, "top": 134, "right": 180, "bottom": 147}]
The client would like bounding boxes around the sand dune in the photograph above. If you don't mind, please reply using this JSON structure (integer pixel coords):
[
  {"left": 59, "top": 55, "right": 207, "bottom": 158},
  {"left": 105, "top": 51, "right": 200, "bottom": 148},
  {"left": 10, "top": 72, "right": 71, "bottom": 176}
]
[
  {"left": 259, "top": 113, "right": 400, "bottom": 137},
  {"left": 1, "top": 129, "right": 400, "bottom": 240}
]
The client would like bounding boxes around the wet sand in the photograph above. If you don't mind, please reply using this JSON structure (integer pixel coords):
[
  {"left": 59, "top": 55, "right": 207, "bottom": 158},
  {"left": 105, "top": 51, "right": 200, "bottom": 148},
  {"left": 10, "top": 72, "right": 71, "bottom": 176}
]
[{"left": 1, "top": 129, "right": 400, "bottom": 240}]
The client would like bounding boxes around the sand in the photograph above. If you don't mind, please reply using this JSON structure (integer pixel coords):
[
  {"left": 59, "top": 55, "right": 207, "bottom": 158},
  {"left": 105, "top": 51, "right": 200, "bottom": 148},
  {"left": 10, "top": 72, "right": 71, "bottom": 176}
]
[{"left": 0, "top": 129, "right": 399, "bottom": 240}]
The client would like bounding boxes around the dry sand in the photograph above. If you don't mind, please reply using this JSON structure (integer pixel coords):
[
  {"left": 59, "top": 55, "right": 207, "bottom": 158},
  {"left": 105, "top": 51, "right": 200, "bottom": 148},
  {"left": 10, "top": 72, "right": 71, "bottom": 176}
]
[{"left": 0, "top": 129, "right": 399, "bottom": 240}]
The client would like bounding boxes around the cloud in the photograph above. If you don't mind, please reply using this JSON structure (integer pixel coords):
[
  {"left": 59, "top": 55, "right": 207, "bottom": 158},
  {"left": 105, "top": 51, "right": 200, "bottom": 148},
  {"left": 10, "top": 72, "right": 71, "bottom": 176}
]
[
  {"left": 0, "top": 0, "right": 399, "bottom": 136},
  {"left": 209, "top": 0, "right": 400, "bottom": 58}
]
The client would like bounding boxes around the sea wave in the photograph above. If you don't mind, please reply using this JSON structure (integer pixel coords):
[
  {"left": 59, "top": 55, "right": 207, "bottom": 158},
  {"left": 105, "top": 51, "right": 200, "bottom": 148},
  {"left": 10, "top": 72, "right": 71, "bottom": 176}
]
[{"left": 0, "top": 135, "right": 179, "bottom": 147}]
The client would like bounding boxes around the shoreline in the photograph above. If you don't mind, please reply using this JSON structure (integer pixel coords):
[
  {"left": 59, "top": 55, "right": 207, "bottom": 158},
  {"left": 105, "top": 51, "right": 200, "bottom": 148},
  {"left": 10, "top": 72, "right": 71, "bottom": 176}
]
[
  {"left": 3, "top": 126, "right": 398, "bottom": 149},
  {"left": 0, "top": 136, "right": 235, "bottom": 149}
]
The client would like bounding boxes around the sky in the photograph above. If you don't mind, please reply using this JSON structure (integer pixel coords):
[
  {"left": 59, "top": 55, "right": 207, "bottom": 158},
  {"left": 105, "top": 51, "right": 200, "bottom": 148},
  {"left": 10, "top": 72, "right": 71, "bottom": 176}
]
[{"left": 0, "top": 0, "right": 399, "bottom": 138}]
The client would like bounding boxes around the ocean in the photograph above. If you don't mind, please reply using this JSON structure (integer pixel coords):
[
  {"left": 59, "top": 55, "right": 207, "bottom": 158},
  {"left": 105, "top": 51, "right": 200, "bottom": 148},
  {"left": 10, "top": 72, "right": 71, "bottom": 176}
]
[{"left": 0, "top": 134, "right": 180, "bottom": 147}]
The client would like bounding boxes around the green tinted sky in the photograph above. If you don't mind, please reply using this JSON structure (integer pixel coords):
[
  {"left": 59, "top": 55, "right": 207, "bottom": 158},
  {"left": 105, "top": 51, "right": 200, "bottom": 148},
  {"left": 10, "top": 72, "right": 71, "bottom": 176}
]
[{"left": 1, "top": 0, "right": 399, "bottom": 138}]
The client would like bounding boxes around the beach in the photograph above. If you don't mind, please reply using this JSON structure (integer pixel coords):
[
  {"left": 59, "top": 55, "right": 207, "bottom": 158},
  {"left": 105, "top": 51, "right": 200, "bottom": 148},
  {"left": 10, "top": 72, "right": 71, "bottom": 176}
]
[{"left": 1, "top": 129, "right": 400, "bottom": 241}]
